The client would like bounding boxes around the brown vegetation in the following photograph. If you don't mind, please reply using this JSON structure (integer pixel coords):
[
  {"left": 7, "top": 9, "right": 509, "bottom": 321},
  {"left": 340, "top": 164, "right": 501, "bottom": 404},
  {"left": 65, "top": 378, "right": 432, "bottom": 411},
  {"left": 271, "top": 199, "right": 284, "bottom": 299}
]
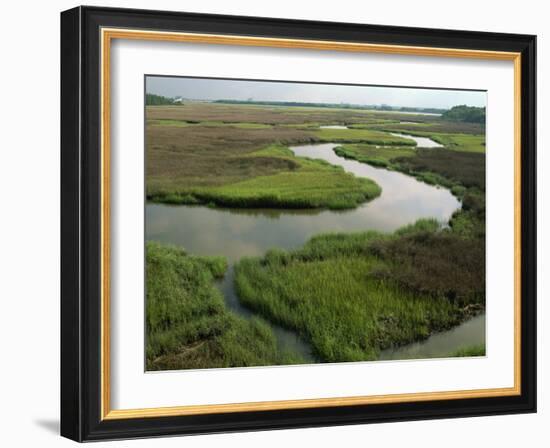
[
  {"left": 368, "top": 230, "right": 485, "bottom": 306},
  {"left": 394, "top": 148, "right": 485, "bottom": 190}
]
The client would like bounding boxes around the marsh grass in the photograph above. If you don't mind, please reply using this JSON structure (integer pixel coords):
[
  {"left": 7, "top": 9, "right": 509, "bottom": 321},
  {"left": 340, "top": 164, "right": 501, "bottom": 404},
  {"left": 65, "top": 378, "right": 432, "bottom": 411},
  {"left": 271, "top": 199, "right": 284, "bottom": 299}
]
[
  {"left": 394, "top": 148, "right": 485, "bottom": 190},
  {"left": 382, "top": 129, "right": 485, "bottom": 153},
  {"left": 148, "top": 144, "right": 381, "bottom": 209},
  {"left": 146, "top": 242, "right": 303, "bottom": 370},
  {"left": 149, "top": 119, "right": 272, "bottom": 129},
  {"left": 450, "top": 344, "right": 486, "bottom": 357},
  {"left": 315, "top": 128, "right": 416, "bottom": 145},
  {"left": 146, "top": 103, "right": 484, "bottom": 209},
  {"left": 234, "top": 220, "right": 482, "bottom": 362},
  {"left": 368, "top": 230, "right": 485, "bottom": 306},
  {"left": 334, "top": 143, "right": 486, "bottom": 240},
  {"left": 334, "top": 145, "right": 485, "bottom": 194},
  {"left": 333, "top": 144, "right": 416, "bottom": 168},
  {"left": 145, "top": 102, "right": 487, "bottom": 367}
]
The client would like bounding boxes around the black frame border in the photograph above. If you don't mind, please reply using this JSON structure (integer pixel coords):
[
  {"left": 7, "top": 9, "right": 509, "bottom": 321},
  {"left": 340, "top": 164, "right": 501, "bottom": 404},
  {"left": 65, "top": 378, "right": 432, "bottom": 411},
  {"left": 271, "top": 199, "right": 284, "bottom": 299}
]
[{"left": 61, "top": 6, "right": 536, "bottom": 442}]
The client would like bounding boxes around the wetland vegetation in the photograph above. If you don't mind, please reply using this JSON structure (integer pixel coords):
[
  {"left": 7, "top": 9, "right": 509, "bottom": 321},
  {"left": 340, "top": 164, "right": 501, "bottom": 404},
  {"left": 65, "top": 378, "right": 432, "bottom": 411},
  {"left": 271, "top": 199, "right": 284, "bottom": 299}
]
[
  {"left": 235, "top": 219, "right": 483, "bottom": 362},
  {"left": 146, "top": 241, "right": 304, "bottom": 370},
  {"left": 145, "top": 79, "right": 486, "bottom": 370}
]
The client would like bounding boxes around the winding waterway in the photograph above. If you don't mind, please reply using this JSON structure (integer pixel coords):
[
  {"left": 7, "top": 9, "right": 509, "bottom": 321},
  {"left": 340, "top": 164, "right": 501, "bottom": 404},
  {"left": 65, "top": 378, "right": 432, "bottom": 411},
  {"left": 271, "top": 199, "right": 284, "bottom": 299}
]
[
  {"left": 390, "top": 132, "right": 444, "bottom": 148},
  {"left": 318, "top": 124, "right": 443, "bottom": 148},
  {"left": 146, "top": 142, "right": 485, "bottom": 362}
]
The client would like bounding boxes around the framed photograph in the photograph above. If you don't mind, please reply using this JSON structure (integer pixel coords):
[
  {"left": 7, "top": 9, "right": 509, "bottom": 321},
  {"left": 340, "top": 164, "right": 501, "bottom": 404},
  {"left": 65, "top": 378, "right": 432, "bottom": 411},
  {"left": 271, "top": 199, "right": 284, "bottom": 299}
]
[{"left": 60, "top": 6, "right": 536, "bottom": 442}]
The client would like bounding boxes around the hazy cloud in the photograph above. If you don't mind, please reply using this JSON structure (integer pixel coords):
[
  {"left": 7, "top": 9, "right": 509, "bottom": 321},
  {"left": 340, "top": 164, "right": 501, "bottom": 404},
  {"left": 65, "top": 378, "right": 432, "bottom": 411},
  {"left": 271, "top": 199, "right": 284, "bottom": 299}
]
[{"left": 146, "top": 76, "right": 486, "bottom": 109}]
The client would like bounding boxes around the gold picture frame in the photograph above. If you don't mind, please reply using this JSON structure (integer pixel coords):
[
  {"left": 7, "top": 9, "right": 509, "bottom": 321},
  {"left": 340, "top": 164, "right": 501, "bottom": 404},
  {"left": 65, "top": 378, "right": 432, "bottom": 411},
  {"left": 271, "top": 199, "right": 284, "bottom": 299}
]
[{"left": 61, "top": 6, "right": 536, "bottom": 441}]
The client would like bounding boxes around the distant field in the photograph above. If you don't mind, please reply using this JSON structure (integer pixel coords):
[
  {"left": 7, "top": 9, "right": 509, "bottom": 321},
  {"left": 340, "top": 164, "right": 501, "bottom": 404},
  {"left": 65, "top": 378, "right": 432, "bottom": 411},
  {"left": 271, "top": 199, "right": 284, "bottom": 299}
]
[
  {"left": 146, "top": 102, "right": 484, "bottom": 209},
  {"left": 150, "top": 119, "right": 273, "bottom": 129},
  {"left": 146, "top": 103, "right": 445, "bottom": 125}
]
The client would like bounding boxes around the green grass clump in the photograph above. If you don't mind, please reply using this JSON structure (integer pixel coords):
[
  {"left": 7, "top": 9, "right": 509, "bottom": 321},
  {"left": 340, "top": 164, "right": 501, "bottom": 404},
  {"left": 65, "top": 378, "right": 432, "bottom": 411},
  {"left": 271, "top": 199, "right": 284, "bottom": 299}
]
[
  {"left": 334, "top": 144, "right": 415, "bottom": 168},
  {"left": 234, "top": 220, "right": 480, "bottom": 363},
  {"left": 424, "top": 133, "right": 485, "bottom": 153},
  {"left": 450, "top": 344, "right": 486, "bottom": 357},
  {"left": 149, "top": 145, "right": 381, "bottom": 209},
  {"left": 146, "top": 241, "right": 303, "bottom": 370}
]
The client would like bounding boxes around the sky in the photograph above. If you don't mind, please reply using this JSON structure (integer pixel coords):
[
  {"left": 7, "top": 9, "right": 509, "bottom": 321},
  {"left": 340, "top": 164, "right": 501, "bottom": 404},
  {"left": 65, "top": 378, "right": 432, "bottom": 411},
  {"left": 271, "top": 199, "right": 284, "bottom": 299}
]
[{"left": 146, "top": 76, "right": 486, "bottom": 109}]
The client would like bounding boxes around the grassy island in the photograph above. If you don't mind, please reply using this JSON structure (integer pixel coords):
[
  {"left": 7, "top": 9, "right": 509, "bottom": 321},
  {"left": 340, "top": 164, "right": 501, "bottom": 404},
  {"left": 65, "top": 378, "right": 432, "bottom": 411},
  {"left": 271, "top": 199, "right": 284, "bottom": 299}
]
[
  {"left": 235, "top": 219, "right": 485, "bottom": 362},
  {"left": 146, "top": 242, "right": 304, "bottom": 370},
  {"left": 147, "top": 144, "right": 381, "bottom": 210}
]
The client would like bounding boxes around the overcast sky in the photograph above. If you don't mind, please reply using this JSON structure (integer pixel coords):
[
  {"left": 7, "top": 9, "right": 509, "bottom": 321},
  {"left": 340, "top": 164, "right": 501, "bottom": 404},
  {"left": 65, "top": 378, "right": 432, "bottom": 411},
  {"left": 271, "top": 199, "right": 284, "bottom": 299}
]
[{"left": 146, "top": 76, "right": 486, "bottom": 109}]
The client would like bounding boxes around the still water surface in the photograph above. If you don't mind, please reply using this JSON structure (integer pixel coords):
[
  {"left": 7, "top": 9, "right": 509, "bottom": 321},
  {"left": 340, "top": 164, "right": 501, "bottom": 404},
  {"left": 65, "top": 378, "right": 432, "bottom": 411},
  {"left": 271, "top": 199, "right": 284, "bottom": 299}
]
[
  {"left": 379, "top": 313, "right": 486, "bottom": 360},
  {"left": 319, "top": 125, "right": 348, "bottom": 129},
  {"left": 146, "top": 142, "right": 481, "bottom": 362},
  {"left": 390, "top": 132, "right": 443, "bottom": 148},
  {"left": 146, "top": 143, "right": 459, "bottom": 262}
]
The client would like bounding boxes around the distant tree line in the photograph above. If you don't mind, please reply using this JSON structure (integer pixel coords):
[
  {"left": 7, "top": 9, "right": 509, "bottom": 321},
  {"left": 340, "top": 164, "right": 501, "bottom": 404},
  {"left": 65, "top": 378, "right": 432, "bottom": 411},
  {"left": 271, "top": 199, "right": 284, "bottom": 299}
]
[
  {"left": 375, "top": 104, "right": 445, "bottom": 114},
  {"left": 442, "top": 105, "right": 486, "bottom": 124},
  {"left": 213, "top": 99, "right": 446, "bottom": 114},
  {"left": 397, "top": 106, "right": 445, "bottom": 114},
  {"left": 146, "top": 93, "right": 176, "bottom": 105}
]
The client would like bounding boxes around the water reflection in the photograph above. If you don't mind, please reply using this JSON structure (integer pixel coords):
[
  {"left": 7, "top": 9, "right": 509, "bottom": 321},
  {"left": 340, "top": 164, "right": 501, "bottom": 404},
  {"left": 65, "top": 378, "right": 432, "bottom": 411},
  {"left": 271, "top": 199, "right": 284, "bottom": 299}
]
[
  {"left": 378, "top": 314, "right": 486, "bottom": 360},
  {"left": 145, "top": 142, "right": 463, "bottom": 360},
  {"left": 390, "top": 132, "right": 443, "bottom": 148},
  {"left": 147, "top": 143, "right": 460, "bottom": 264}
]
